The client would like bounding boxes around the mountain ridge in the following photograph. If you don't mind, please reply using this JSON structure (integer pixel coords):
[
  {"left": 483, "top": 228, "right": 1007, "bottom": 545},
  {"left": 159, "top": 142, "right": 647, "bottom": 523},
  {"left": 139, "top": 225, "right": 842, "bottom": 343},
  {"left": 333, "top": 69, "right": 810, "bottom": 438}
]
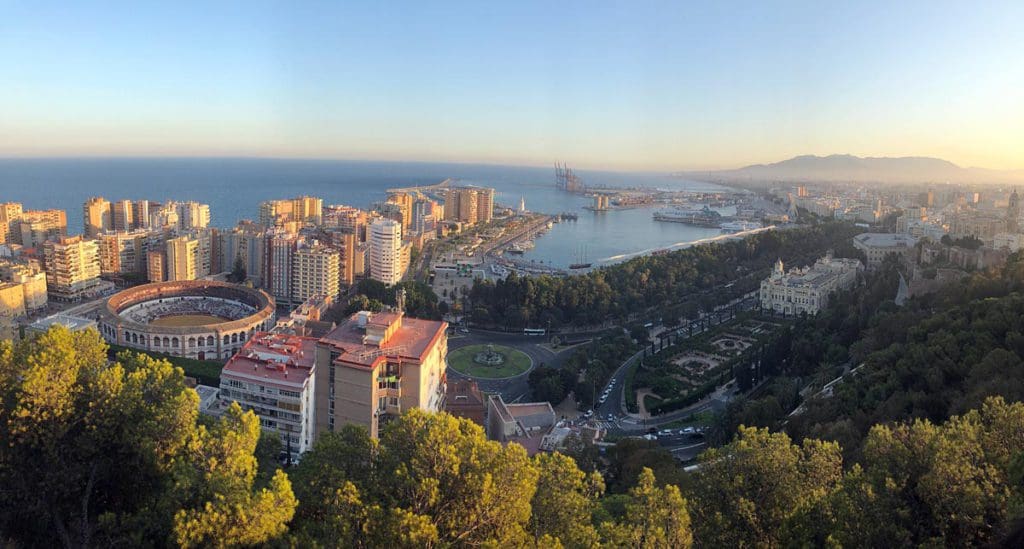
[{"left": 683, "top": 154, "right": 1024, "bottom": 184}]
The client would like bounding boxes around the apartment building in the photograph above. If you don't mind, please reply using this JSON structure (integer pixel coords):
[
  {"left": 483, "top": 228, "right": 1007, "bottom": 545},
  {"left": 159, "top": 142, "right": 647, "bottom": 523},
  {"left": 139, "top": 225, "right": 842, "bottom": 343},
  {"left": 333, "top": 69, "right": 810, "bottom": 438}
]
[
  {"left": 111, "top": 199, "right": 134, "bottom": 231},
  {"left": 98, "top": 230, "right": 150, "bottom": 275},
  {"left": 0, "top": 202, "right": 24, "bottom": 244},
  {"left": 41, "top": 236, "right": 107, "bottom": 301},
  {"left": 83, "top": 197, "right": 112, "bottom": 238},
  {"left": 146, "top": 249, "right": 166, "bottom": 282},
  {"left": 177, "top": 201, "right": 211, "bottom": 229},
  {"left": 259, "top": 196, "right": 323, "bottom": 227},
  {"left": 218, "top": 332, "right": 317, "bottom": 460},
  {"left": 386, "top": 192, "right": 414, "bottom": 231},
  {"left": 475, "top": 188, "right": 494, "bottom": 223},
  {"left": 314, "top": 310, "right": 448, "bottom": 439},
  {"left": 0, "top": 262, "right": 47, "bottom": 312},
  {"left": 220, "top": 223, "right": 266, "bottom": 286},
  {"left": 292, "top": 243, "right": 341, "bottom": 304},
  {"left": 263, "top": 231, "right": 298, "bottom": 305},
  {"left": 166, "top": 235, "right": 198, "bottom": 281},
  {"left": 443, "top": 186, "right": 495, "bottom": 225},
  {"left": 15, "top": 209, "right": 68, "bottom": 248},
  {"left": 368, "top": 218, "right": 409, "bottom": 285}
]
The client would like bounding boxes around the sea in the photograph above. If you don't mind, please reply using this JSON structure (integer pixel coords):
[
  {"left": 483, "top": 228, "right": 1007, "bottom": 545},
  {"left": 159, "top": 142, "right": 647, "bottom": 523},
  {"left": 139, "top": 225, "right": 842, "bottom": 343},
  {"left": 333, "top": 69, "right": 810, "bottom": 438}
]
[{"left": 0, "top": 158, "right": 736, "bottom": 268}]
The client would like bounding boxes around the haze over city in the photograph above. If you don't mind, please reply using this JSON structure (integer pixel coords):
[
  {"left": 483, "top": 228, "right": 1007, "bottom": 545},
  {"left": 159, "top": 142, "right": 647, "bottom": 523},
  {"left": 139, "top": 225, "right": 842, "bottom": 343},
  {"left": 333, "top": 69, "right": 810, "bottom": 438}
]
[
  {"left": 3, "top": 1, "right": 1023, "bottom": 171},
  {"left": 9, "top": 3, "right": 1024, "bottom": 547}
]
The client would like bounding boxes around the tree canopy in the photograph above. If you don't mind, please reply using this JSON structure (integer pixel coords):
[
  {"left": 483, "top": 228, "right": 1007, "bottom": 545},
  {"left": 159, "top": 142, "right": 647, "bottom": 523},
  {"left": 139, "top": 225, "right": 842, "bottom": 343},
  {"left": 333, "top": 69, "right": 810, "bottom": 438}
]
[
  {"left": 468, "top": 222, "right": 860, "bottom": 329},
  {"left": 0, "top": 326, "right": 295, "bottom": 548}
]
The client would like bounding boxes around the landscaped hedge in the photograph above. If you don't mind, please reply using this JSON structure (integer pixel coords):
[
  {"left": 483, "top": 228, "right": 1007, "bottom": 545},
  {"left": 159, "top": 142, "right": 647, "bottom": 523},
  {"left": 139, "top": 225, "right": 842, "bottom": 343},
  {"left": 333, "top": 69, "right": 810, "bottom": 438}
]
[{"left": 647, "top": 379, "right": 718, "bottom": 415}]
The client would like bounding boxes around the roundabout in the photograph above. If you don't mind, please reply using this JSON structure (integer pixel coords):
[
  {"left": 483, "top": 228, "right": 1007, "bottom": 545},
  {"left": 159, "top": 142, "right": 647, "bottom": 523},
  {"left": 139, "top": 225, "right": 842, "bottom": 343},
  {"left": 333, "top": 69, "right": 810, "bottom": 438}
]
[{"left": 446, "top": 343, "right": 533, "bottom": 379}]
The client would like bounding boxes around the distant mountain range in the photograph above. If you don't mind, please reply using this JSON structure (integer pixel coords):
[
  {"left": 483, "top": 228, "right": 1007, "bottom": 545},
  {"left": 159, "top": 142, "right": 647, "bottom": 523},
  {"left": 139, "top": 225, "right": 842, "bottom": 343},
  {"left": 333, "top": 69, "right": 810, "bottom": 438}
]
[{"left": 681, "top": 154, "right": 1024, "bottom": 185}]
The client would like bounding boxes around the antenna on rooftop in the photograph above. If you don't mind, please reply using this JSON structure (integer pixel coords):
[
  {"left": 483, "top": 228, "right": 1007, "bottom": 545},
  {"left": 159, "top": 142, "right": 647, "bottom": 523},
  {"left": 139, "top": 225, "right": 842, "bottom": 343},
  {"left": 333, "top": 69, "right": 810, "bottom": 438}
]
[{"left": 396, "top": 286, "right": 406, "bottom": 314}]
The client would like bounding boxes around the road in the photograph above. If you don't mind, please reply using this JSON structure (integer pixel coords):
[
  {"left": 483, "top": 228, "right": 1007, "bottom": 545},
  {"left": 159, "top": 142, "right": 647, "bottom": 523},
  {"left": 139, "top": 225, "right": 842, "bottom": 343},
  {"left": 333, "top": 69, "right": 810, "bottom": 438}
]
[
  {"left": 590, "top": 294, "right": 758, "bottom": 434},
  {"left": 444, "top": 329, "right": 578, "bottom": 403}
]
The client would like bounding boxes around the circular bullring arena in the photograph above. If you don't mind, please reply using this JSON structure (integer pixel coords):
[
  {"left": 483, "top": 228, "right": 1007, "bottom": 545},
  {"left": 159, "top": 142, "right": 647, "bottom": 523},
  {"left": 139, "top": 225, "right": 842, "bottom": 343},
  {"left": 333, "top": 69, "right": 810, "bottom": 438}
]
[{"left": 97, "top": 280, "right": 276, "bottom": 360}]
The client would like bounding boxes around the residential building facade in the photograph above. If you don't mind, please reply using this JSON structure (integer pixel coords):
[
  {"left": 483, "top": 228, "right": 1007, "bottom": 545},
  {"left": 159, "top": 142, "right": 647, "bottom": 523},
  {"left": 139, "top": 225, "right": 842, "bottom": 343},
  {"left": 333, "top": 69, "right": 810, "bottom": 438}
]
[
  {"left": 314, "top": 311, "right": 448, "bottom": 439},
  {"left": 218, "top": 332, "right": 317, "bottom": 460}
]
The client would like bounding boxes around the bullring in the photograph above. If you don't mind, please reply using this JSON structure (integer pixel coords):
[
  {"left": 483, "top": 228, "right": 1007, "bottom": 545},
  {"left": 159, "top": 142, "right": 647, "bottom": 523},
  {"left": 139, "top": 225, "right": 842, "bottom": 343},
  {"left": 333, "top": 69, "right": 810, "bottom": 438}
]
[{"left": 97, "top": 280, "right": 276, "bottom": 360}]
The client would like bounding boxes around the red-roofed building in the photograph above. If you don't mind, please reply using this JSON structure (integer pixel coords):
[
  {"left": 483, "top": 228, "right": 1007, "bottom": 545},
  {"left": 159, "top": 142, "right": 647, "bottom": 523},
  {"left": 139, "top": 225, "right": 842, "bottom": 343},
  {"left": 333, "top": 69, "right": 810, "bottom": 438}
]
[
  {"left": 445, "top": 379, "right": 486, "bottom": 426},
  {"left": 218, "top": 332, "right": 317, "bottom": 460},
  {"left": 314, "top": 310, "right": 447, "bottom": 439}
]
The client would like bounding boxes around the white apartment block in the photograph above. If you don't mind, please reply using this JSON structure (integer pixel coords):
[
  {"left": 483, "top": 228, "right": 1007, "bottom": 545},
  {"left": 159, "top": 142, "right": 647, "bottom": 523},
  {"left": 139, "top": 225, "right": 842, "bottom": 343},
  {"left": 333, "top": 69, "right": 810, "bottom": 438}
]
[{"left": 369, "top": 218, "right": 409, "bottom": 285}]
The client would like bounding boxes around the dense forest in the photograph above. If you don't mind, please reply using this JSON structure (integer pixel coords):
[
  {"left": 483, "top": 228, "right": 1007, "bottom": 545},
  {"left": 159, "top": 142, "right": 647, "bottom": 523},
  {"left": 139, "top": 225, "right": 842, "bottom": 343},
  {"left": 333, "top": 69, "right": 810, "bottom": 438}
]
[
  {"left": 715, "top": 250, "right": 1024, "bottom": 459},
  {"left": 468, "top": 222, "right": 862, "bottom": 328}
]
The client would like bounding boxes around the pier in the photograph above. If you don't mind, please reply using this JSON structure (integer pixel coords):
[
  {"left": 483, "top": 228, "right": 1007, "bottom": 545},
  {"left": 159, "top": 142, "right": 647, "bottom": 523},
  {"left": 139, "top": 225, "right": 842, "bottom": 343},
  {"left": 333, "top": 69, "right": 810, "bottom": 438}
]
[{"left": 386, "top": 178, "right": 454, "bottom": 194}]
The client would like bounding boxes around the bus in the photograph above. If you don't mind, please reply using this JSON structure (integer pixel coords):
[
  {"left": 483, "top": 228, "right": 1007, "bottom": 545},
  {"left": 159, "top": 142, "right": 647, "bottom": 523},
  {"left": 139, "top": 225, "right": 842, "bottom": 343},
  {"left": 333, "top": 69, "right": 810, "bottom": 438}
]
[{"left": 523, "top": 328, "right": 546, "bottom": 336}]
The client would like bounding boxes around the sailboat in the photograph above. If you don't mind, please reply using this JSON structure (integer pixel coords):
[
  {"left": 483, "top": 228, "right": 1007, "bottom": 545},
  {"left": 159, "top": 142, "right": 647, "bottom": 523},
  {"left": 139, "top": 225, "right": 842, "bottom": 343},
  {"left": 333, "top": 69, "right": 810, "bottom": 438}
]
[{"left": 569, "top": 244, "right": 592, "bottom": 270}]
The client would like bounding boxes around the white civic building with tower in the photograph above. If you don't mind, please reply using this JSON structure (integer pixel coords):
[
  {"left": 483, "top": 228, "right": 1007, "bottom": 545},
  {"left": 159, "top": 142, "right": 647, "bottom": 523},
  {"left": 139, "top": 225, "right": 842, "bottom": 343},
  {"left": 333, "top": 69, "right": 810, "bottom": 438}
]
[{"left": 760, "top": 253, "right": 863, "bottom": 316}]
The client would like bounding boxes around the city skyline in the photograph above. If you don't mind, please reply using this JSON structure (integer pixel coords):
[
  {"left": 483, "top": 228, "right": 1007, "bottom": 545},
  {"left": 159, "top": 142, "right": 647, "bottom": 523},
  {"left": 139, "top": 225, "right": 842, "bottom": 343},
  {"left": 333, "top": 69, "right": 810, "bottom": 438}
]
[{"left": 3, "top": 1, "right": 1023, "bottom": 171}]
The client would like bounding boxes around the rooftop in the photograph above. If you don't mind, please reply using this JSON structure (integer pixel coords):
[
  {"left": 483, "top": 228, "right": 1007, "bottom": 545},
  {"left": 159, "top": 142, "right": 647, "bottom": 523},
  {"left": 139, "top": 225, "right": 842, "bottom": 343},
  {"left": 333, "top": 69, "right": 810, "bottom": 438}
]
[
  {"left": 28, "top": 313, "right": 97, "bottom": 332},
  {"left": 854, "top": 233, "right": 918, "bottom": 248},
  {"left": 320, "top": 311, "right": 447, "bottom": 369},
  {"left": 446, "top": 379, "right": 485, "bottom": 407},
  {"left": 769, "top": 256, "right": 862, "bottom": 289},
  {"left": 222, "top": 332, "right": 317, "bottom": 388}
]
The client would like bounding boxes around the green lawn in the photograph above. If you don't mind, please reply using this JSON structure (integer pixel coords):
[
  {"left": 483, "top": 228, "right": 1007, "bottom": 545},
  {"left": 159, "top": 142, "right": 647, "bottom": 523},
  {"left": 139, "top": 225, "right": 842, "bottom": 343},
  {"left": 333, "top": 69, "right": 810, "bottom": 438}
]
[{"left": 446, "top": 344, "right": 532, "bottom": 378}]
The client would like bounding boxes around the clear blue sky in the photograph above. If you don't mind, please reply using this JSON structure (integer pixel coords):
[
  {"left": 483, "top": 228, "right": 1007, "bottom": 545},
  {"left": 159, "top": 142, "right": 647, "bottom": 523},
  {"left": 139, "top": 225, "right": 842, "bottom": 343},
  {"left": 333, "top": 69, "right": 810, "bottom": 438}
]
[{"left": 2, "top": 1, "right": 1022, "bottom": 170}]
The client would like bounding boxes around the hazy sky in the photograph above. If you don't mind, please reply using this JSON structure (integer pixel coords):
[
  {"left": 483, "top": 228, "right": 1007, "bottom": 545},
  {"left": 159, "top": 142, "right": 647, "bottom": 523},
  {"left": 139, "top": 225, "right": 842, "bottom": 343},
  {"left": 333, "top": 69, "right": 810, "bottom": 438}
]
[{"left": 2, "top": 1, "right": 1022, "bottom": 171}]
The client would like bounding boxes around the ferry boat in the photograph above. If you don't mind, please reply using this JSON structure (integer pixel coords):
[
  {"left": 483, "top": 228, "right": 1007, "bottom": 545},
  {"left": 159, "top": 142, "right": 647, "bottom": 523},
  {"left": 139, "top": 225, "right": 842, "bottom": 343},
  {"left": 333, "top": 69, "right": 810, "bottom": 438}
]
[
  {"left": 652, "top": 205, "right": 722, "bottom": 227},
  {"left": 719, "top": 220, "right": 763, "bottom": 233}
]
